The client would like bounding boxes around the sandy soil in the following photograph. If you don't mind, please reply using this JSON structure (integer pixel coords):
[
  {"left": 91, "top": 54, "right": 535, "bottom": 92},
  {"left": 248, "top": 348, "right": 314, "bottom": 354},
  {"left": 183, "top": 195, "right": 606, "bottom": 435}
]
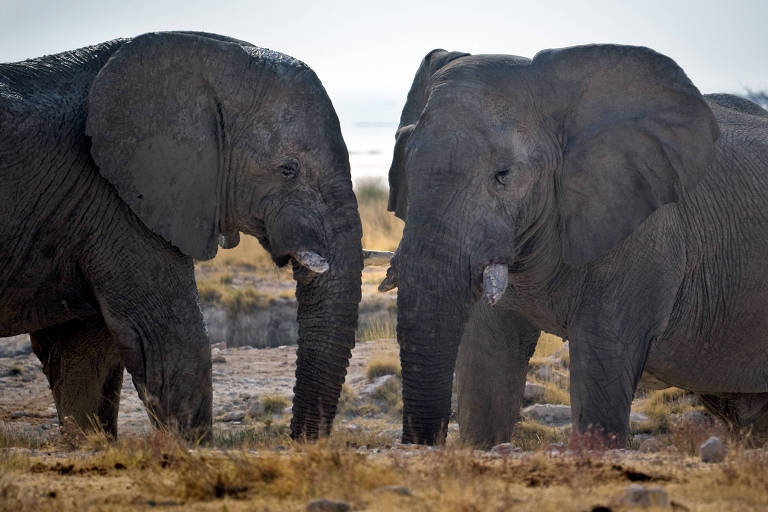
[{"left": 0, "top": 336, "right": 401, "bottom": 439}]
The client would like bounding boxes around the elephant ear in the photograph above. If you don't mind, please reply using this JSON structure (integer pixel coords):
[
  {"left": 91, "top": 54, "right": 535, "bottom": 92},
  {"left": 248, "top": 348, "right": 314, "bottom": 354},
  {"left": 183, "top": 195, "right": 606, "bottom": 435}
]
[
  {"left": 532, "top": 45, "right": 719, "bottom": 266},
  {"left": 388, "top": 49, "right": 469, "bottom": 220},
  {"left": 86, "top": 32, "right": 250, "bottom": 260}
]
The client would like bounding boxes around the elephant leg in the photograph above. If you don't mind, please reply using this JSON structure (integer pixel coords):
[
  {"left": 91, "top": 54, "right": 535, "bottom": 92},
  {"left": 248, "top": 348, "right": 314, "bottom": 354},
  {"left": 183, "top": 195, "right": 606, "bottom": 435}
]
[
  {"left": 30, "top": 316, "right": 124, "bottom": 438},
  {"left": 456, "top": 303, "right": 540, "bottom": 448},
  {"left": 699, "top": 392, "right": 768, "bottom": 440},
  {"left": 568, "top": 328, "right": 653, "bottom": 447},
  {"left": 88, "top": 250, "right": 212, "bottom": 441}
]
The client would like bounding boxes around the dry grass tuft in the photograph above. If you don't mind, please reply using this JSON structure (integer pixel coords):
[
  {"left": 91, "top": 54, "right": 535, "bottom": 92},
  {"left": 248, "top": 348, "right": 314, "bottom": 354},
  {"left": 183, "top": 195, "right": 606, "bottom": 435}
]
[
  {"left": 365, "top": 357, "right": 401, "bottom": 380},
  {"left": 261, "top": 395, "right": 291, "bottom": 416},
  {"left": 358, "top": 315, "right": 397, "bottom": 342},
  {"left": 355, "top": 179, "right": 403, "bottom": 251}
]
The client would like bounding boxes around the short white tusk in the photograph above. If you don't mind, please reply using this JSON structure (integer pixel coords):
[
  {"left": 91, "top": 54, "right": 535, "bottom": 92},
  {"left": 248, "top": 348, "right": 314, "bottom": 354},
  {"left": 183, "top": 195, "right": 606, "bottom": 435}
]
[
  {"left": 363, "top": 250, "right": 395, "bottom": 266},
  {"left": 294, "top": 251, "right": 329, "bottom": 274},
  {"left": 483, "top": 264, "right": 509, "bottom": 306}
]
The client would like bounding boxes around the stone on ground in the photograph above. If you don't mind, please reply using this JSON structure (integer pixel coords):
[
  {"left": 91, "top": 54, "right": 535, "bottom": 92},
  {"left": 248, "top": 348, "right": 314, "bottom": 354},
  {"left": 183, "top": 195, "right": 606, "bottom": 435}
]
[
  {"left": 700, "top": 436, "right": 727, "bottom": 463},
  {"left": 522, "top": 404, "right": 572, "bottom": 425},
  {"left": 306, "top": 498, "right": 351, "bottom": 511},
  {"left": 620, "top": 484, "right": 670, "bottom": 507}
]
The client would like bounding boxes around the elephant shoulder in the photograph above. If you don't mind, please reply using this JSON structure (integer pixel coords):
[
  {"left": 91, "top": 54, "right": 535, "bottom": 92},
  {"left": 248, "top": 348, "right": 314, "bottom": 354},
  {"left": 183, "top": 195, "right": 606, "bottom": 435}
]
[{"left": 706, "top": 94, "right": 768, "bottom": 119}]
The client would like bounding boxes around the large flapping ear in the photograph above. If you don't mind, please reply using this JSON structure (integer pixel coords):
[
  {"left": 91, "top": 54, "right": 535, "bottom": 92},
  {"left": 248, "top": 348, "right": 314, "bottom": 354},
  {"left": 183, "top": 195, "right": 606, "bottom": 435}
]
[
  {"left": 86, "top": 32, "right": 252, "bottom": 260},
  {"left": 532, "top": 45, "right": 719, "bottom": 266},
  {"left": 388, "top": 49, "right": 469, "bottom": 220}
]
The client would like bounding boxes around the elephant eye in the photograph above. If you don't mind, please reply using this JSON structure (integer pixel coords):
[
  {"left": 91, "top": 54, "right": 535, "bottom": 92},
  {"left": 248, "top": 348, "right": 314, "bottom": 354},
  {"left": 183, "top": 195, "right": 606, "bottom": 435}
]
[
  {"left": 280, "top": 160, "right": 300, "bottom": 179},
  {"left": 495, "top": 169, "right": 510, "bottom": 186}
]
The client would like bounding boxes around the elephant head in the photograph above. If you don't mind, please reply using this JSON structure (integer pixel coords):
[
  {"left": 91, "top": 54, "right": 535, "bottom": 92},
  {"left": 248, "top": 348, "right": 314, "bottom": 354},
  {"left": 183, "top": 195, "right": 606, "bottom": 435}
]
[
  {"left": 388, "top": 45, "right": 718, "bottom": 444},
  {"left": 85, "top": 32, "right": 362, "bottom": 439}
]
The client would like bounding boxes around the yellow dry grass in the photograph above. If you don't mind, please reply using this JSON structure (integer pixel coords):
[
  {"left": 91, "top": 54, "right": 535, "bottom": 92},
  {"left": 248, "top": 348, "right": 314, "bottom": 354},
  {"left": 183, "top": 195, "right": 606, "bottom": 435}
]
[{"left": 2, "top": 429, "right": 767, "bottom": 511}]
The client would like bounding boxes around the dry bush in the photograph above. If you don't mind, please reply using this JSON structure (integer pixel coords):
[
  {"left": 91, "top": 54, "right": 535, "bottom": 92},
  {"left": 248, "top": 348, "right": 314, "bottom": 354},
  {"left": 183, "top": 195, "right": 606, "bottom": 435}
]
[
  {"left": 261, "top": 394, "right": 291, "bottom": 416},
  {"left": 513, "top": 420, "right": 568, "bottom": 451},
  {"left": 638, "top": 387, "right": 701, "bottom": 432},
  {"left": 358, "top": 315, "right": 397, "bottom": 342},
  {"left": 355, "top": 179, "right": 403, "bottom": 251},
  {"left": 532, "top": 332, "right": 565, "bottom": 359},
  {"left": 370, "top": 377, "right": 403, "bottom": 415},
  {"left": 365, "top": 357, "right": 401, "bottom": 380}
]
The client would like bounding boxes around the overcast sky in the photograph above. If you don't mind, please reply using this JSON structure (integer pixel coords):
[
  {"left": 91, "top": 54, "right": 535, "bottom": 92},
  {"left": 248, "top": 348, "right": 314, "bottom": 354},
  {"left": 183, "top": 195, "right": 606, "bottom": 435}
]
[{"left": 2, "top": 0, "right": 767, "bottom": 103}]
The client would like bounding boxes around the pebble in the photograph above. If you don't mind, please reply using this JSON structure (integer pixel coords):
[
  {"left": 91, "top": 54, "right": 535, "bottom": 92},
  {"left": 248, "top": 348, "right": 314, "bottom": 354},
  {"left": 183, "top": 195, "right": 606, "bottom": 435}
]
[
  {"left": 522, "top": 403, "right": 572, "bottom": 425},
  {"left": 490, "top": 442, "right": 522, "bottom": 456},
  {"left": 700, "top": 436, "right": 726, "bottom": 463},
  {"left": 306, "top": 498, "right": 351, "bottom": 511},
  {"left": 620, "top": 484, "right": 670, "bottom": 507},
  {"left": 376, "top": 485, "right": 413, "bottom": 496},
  {"left": 524, "top": 382, "right": 546, "bottom": 402}
]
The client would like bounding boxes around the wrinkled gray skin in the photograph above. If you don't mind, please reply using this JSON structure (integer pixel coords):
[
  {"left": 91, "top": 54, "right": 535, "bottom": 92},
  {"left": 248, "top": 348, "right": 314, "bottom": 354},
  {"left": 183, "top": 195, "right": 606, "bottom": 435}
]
[
  {"left": 0, "top": 32, "right": 362, "bottom": 441},
  {"left": 386, "top": 45, "right": 768, "bottom": 447}
]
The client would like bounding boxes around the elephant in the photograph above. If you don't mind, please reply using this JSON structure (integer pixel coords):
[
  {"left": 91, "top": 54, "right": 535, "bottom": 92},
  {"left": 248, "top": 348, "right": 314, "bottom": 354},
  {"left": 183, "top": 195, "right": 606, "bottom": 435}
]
[
  {"left": 383, "top": 44, "right": 768, "bottom": 447},
  {"left": 0, "top": 31, "right": 363, "bottom": 441}
]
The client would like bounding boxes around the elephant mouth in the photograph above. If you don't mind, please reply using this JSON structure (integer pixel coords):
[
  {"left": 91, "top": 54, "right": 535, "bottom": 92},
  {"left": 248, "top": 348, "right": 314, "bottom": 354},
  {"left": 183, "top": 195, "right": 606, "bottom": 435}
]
[{"left": 378, "top": 255, "right": 511, "bottom": 305}]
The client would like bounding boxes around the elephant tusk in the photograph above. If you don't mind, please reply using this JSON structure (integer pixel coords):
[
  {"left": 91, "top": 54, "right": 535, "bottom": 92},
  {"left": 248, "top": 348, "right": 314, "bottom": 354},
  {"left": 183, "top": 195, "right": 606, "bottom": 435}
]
[
  {"left": 378, "top": 266, "right": 398, "bottom": 292},
  {"left": 294, "top": 251, "right": 330, "bottom": 274},
  {"left": 363, "top": 249, "right": 395, "bottom": 266},
  {"left": 482, "top": 263, "right": 508, "bottom": 306}
]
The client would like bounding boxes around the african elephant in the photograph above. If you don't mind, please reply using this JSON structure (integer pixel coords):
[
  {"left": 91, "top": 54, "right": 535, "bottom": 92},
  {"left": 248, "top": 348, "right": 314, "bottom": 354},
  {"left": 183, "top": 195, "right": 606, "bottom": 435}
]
[
  {"left": 383, "top": 44, "right": 768, "bottom": 447},
  {"left": 0, "top": 31, "right": 362, "bottom": 441}
]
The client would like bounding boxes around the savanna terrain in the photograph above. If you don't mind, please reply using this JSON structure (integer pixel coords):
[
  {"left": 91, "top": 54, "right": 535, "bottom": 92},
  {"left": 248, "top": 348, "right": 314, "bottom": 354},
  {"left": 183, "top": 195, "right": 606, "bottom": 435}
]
[{"left": 1, "top": 181, "right": 767, "bottom": 511}]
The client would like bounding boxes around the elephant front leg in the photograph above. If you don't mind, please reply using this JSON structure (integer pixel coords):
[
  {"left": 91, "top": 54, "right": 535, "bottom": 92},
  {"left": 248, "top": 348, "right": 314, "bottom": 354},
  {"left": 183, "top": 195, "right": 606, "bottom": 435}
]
[
  {"left": 30, "top": 316, "right": 124, "bottom": 438},
  {"left": 568, "top": 329, "right": 652, "bottom": 448},
  {"left": 89, "top": 256, "right": 212, "bottom": 441},
  {"left": 456, "top": 303, "right": 540, "bottom": 448}
]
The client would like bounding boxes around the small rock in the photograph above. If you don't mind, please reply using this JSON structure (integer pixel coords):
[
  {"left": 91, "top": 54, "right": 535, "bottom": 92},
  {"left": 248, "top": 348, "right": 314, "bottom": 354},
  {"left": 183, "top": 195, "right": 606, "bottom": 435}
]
[
  {"left": 212, "top": 355, "right": 227, "bottom": 364},
  {"left": 361, "top": 374, "right": 397, "bottom": 395},
  {"left": 490, "top": 442, "right": 521, "bottom": 456},
  {"left": 629, "top": 412, "right": 650, "bottom": 424},
  {"left": 218, "top": 411, "right": 245, "bottom": 422},
  {"left": 522, "top": 404, "right": 572, "bottom": 425},
  {"left": 524, "top": 382, "right": 546, "bottom": 402},
  {"left": 620, "top": 484, "right": 669, "bottom": 507},
  {"left": 345, "top": 423, "right": 362, "bottom": 433},
  {"left": 0, "top": 335, "right": 32, "bottom": 357},
  {"left": 247, "top": 399, "right": 266, "bottom": 417},
  {"left": 549, "top": 442, "right": 567, "bottom": 453},
  {"left": 306, "top": 498, "right": 351, "bottom": 511},
  {"left": 638, "top": 437, "right": 666, "bottom": 453},
  {"left": 700, "top": 436, "right": 726, "bottom": 463},
  {"left": 376, "top": 485, "right": 413, "bottom": 496}
]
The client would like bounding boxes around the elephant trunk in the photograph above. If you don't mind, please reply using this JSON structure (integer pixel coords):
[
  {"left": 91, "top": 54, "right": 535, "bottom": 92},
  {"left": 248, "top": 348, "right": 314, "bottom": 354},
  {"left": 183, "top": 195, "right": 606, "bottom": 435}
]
[
  {"left": 290, "top": 186, "right": 362, "bottom": 440},
  {"left": 396, "top": 225, "right": 476, "bottom": 444}
]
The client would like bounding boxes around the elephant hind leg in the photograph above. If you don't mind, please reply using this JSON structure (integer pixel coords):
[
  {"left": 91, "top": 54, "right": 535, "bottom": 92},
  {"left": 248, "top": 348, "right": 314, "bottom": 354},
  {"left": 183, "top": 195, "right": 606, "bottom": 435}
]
[
  {"left": 30, "top": 316, "right": 124, "bottom": 438},
  {"left": 699, "top": 392, "right": 768, "bottom": 441}
]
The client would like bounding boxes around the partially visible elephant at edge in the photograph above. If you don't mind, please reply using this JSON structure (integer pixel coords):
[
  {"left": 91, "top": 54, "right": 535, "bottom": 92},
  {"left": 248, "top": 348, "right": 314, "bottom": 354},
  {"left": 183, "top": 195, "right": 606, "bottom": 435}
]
[
  {"left": 383, "top": 44, "right": 768, "bottom": 447},
  {"left": 0, "top": 31, "right": 362, "bottom": 441}
]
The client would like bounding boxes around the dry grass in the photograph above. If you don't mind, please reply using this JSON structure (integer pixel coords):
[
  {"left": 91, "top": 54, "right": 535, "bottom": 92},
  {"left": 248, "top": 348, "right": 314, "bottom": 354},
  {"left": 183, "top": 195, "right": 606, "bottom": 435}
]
[
  {"left": 2, "top": 430, "right": 767, "bottom": 511},
  {"left": 365, "top": 357, "right": 401, "bottom": 380},
  {"left": 357, "top": 315, "right": 397, "bottom": 342},
  {"left": 355, "top": 179, "right": 403, "bottom": 251}
]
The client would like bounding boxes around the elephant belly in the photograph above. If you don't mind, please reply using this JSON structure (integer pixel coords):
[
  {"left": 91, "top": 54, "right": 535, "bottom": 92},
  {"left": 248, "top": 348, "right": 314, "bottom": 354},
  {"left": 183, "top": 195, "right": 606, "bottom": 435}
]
[
  {"left": 646, "top": 282, "right": 768, "bottom": 394},
  {"left": 0, "top": 262, "right": 96, "bottom": 336}
]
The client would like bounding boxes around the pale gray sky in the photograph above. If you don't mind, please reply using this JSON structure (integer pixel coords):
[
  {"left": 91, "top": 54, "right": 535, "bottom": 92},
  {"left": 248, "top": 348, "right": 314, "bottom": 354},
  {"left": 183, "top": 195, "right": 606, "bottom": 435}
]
[{"left": 2, "top": 0, "right": 767, "bottom": 102}]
